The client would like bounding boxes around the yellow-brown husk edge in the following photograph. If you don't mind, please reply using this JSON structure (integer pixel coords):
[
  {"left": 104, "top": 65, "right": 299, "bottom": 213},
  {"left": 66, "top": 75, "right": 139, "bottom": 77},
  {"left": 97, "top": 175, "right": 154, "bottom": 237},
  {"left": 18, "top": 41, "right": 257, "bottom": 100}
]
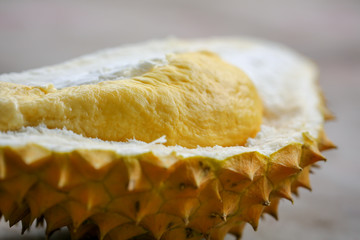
[{"left": 0, "top": 129, "right": 335, "bottom": 240}]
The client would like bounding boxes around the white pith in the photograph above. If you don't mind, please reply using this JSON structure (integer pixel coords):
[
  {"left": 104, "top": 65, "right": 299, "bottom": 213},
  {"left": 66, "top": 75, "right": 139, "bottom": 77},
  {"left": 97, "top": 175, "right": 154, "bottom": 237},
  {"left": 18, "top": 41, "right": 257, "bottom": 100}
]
[{"left": 0, "top": 37, "right": 323, "bottom": 159}]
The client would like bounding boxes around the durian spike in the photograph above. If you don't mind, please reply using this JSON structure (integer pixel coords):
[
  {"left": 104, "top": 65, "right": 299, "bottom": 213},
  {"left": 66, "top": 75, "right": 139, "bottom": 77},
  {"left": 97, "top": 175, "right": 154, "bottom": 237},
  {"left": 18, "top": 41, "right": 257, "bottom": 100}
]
[
  {"left": 240, "top": 204, "right": 265, "bottom": 231},
  {"left": 221, "top": 152, "right": 267, "bottom": 182},
  {"left": 0, "top": 173, "right": 37, "bottom": 204},
  {"left": 267, "top": 144, "right": 302, "bottom": 184},
  {"left": 239, "top": 176, "right": 272, "bottom": 208},
  {"left": 21, "top": 213, "right": 31, "bottom": 234},
  {"left": 8, "top": 144, "right": 52, "bottom": 168},
  {"left": 71, "top": 149, "right": 116, "bottom": 180},
  {"left": 140, "top": 213, "right": 183, "bottom": 240},
  {"left": 1, "top": 147, "right": 25, "bottom": 180},
  {"left": 311, "top": 163, "right": 321, "bottom": 169},
  {"left": 207, "top": 217, "right": 246, "bottom": 240},
  {"left": 69, "top": 221, "right": 99, "bottom": 240},
  {"left": 187, "top": 157, "right": 216, "bottom": 189},
  {"left": 218, "top": 152, "right": 267, "bottom": 192},
  {"left": 36, "top": 216, "right": 45, "bottom": 227},
  {"left": 63, "top": 200, "right": 95, "bottom": 230},
  {"left": 217, "top": 167, "right": 253, "bottom": 193},
  {"left": 102, "top": 160, "right": 132, "bottom": 197},
  {"left": 43, "top": 205, "right": 72, "bottom": 237},
  {"left": 208, "top": 225, "right": 231, "bottom": 240},
  {"left": 219, "top": 190, "right": 243, "bottom": 220},
  {"left": 272, "top": 178, "right": 294, "bottom": 203},
  {"left": 323, "top": 109, "right": 335, "bottom": 121},
  {"left": 91, "top": 213, "right": 131, "bottom": 240},
  {"left": 160, "top": 197, "right": 200, "bottom": 224},
  {"left": 198, "top": 178, "right": 222, "bottom": 203},
  {"left": 263, "top": 197, "right": 280, "bottom": 220},
  {"left": 163, "top": 158, "right": 215, "bottom": 200},
  {"left": 317, "top": 129, "right": 337, "bottom": 151},
  {"left": 138, "top": 153, "right": 170, "bottom": 186},
  {"left": 123, "top": 157, "right": 152, "bottom": 192},
  {"left": 107, "top": 191, "right": 163, "bottom": 224},
  {"left": 292, "top": 166, "right": 312, "bottom": 192},
  {"left": 228, "top": 222, "right": 246, "bottom": 240},
  {"left": 300, "top": 133, "right": 326, "bottom": 168},
  {"left": 318, "top": 89, "right": 335, "bottom": 121},
  {"left": 187, "top": 197, "right": 227, "bottom": 234},
  {"left": 0, "top": 194, "right": 18, "bottom": 222},
  {"left": 42, "top": 153, "right": 86, "bottom": 191},
  {"left": 68, "top": 182, "right": 111, "bottom": 211},
  {"left": 8, "top": 202, "right": 30, "bottom": 227},
  {"left": 25, "top": 182, "right": 67, "bottom": 224}
]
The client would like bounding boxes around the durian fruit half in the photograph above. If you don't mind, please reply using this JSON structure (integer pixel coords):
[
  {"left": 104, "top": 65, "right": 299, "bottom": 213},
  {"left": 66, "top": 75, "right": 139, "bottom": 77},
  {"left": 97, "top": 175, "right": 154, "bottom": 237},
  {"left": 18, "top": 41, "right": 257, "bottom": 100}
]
[{"left": 0, "top": 38, "right": 335, "bottom": 240}]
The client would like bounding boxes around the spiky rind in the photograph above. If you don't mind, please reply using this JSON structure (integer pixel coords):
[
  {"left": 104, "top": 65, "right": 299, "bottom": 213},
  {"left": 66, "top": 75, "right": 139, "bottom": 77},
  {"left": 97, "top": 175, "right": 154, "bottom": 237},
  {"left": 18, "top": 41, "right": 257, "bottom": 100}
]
[{"left": 0, "top": 131, "right": 333, "bottom": 240}]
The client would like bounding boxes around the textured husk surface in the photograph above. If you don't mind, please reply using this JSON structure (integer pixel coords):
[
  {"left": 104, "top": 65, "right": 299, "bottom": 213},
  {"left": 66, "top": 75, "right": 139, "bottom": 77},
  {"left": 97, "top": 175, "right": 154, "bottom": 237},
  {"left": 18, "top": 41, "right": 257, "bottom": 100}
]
[{"left": 0, "top": 130, "right": 334, "bottom": 240}]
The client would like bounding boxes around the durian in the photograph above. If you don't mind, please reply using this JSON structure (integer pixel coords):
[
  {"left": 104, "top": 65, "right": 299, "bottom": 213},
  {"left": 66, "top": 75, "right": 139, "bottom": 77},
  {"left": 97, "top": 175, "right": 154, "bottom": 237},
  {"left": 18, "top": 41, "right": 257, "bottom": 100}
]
[{"left": 0, "top": 38, "right": 335, "bottom": 240}]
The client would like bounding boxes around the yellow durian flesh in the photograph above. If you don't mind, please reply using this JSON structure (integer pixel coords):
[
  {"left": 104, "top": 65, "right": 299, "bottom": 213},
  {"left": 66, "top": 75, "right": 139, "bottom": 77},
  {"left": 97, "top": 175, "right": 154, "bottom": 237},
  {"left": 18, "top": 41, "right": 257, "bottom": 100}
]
[
  {"left": 0, "top": 51, "right": 262, "bottom": 148},
  {"left": 0, "top": 38, "right": 335, "bottom": 240}
]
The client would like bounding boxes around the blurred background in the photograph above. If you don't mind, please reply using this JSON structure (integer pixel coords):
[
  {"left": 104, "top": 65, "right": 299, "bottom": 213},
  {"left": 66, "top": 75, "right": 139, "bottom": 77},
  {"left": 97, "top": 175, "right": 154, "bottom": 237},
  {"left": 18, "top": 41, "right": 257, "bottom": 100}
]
[{"left": 0, "top": 0, "right": 359, "bottom": 239}]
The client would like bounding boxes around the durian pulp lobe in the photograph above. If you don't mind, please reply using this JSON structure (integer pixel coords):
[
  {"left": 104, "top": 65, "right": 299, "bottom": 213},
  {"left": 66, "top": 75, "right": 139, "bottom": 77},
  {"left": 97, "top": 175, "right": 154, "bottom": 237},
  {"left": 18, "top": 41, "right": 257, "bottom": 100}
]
[{"left": 0, "top": 51, "right": 263, "bottom": 148}]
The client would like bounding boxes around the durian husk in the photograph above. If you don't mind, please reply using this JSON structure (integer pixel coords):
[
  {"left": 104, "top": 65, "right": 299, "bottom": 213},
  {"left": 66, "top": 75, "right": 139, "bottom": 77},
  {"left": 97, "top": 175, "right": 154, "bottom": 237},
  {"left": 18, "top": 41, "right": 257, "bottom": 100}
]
[
  {"left": 0, "top": 130, "right": 334, "bottom": 240},
  {"left": 0, "top": 37, "right": 335, "bottom": 240}
]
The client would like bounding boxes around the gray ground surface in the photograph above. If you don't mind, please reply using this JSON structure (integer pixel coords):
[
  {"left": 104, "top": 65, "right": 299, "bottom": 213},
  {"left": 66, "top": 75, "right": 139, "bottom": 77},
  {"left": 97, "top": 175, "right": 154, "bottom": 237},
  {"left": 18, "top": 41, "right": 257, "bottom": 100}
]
[{"left": 0, "top": 1, "right": 359, "bottom": 239}]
